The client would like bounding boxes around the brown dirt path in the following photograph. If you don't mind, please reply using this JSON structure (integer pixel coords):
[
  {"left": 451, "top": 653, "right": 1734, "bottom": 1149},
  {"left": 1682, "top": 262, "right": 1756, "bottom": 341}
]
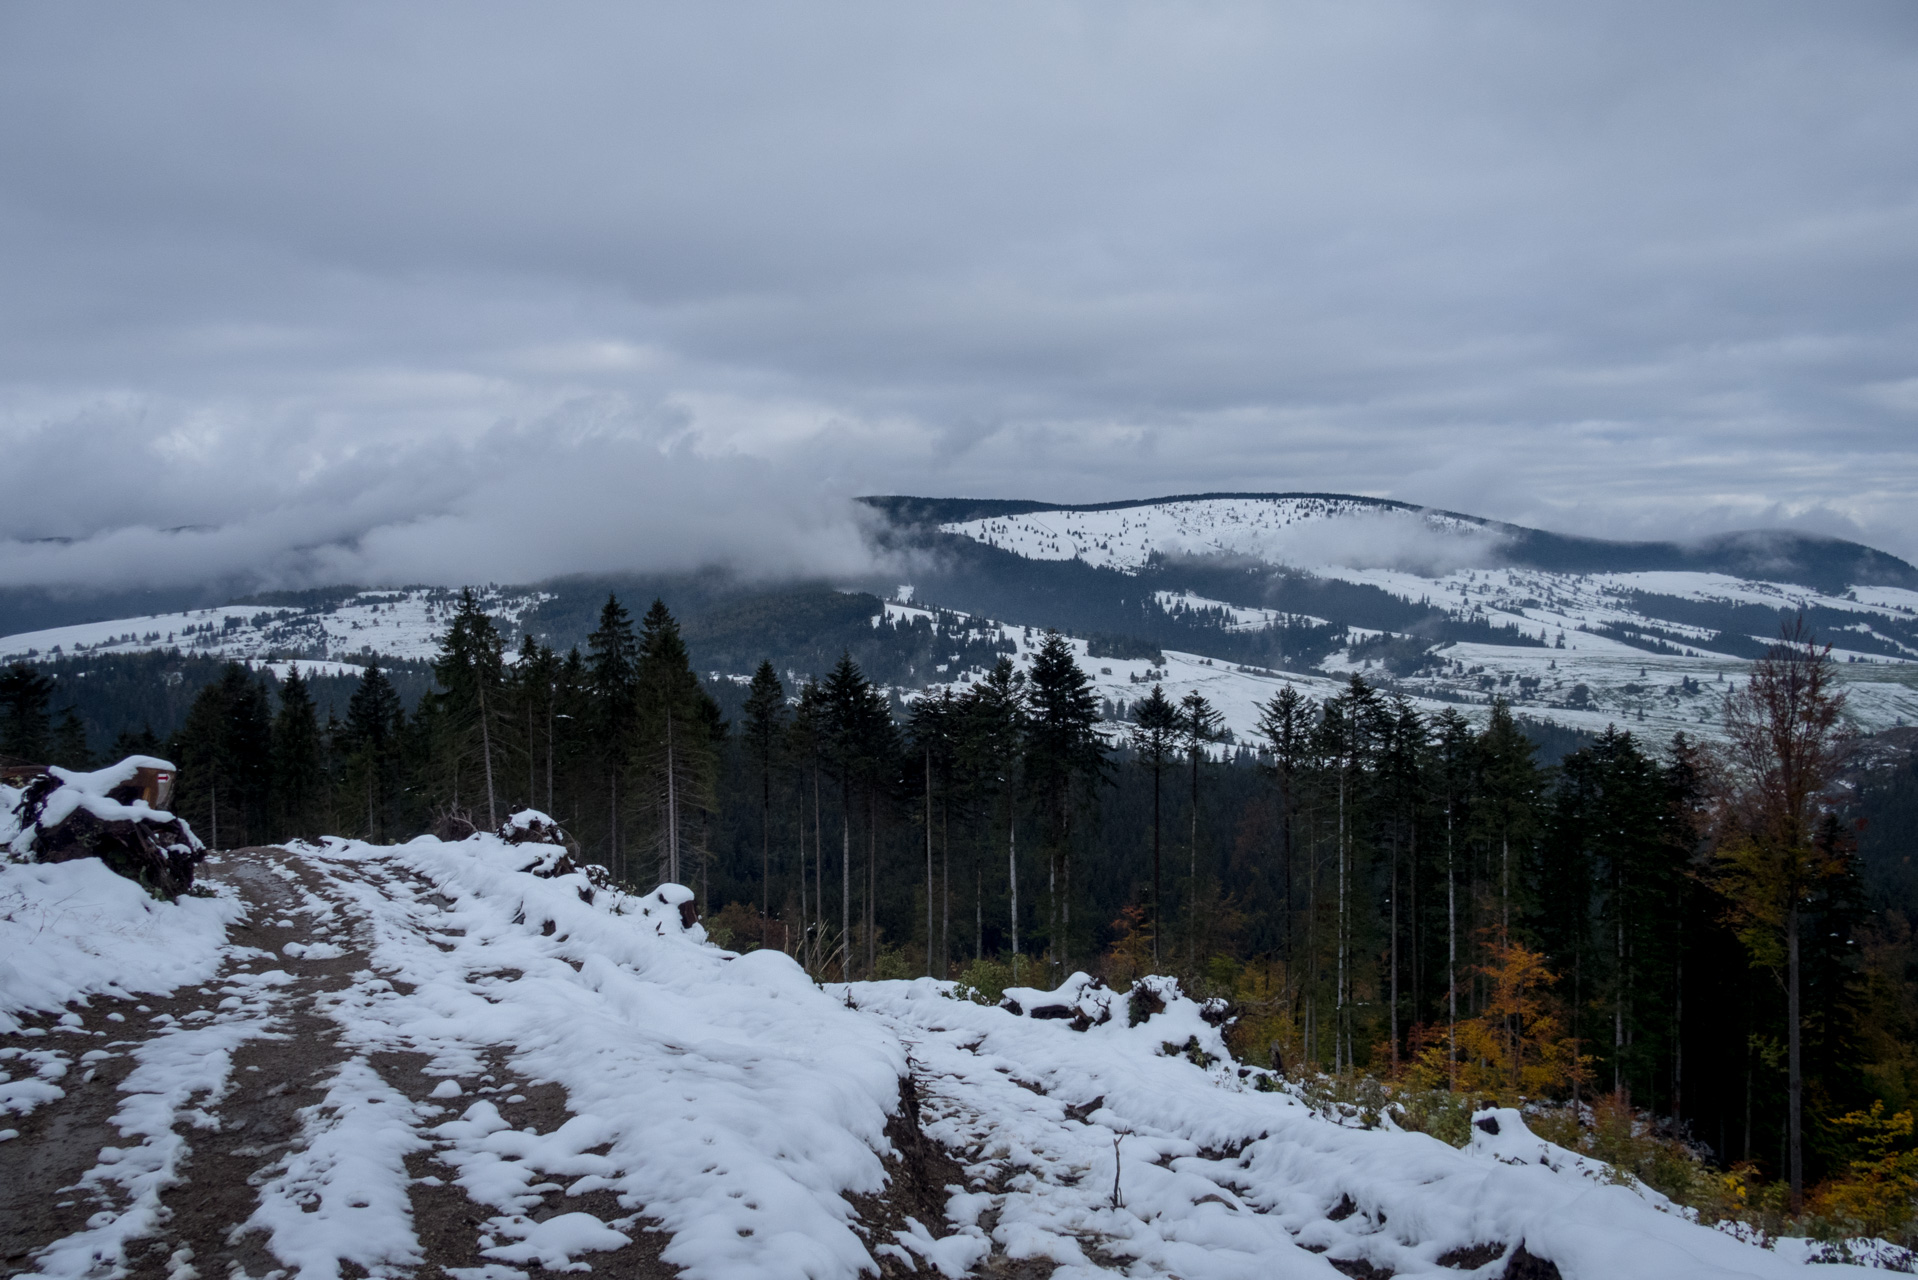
[{"left": 5, "top": 845, "right": 966, "bottom": 1279}]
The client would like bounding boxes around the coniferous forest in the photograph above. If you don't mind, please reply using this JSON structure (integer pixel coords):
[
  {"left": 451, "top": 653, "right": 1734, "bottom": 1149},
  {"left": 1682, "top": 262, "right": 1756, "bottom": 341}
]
[{"left": 5, "top": 590, "right": 1918, "bottom": 1238}]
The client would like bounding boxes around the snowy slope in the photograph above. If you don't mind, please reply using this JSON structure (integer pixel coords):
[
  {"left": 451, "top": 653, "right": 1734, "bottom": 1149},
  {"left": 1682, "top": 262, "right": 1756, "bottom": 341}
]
[
  {"left": 942, "top": 497, "right": 1497, "bottom": 575},
  {"left": 0, "top": 586, "right": 550, "bottom": 667},
  {"left": 0, "top": 836, "right": 1892, "bottom": 1278},
  {"left": 928, "top": 498, "right": 1918, "bottom": 741},
  {"left": 882, "top": 601, "right": 1354, "bottom": 751}
]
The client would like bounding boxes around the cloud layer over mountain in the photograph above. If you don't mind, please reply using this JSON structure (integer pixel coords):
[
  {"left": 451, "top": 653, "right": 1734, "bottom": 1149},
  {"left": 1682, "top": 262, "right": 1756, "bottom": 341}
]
[{"left": 2, "top": 1, "right": 1915, "bottom": 589}]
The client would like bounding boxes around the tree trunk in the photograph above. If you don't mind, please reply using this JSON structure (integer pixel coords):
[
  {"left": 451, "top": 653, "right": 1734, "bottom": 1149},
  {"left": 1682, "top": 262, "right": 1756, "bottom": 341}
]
[
  {"left": 941, "top": 790, "right": 950, "bottom": 979},
  {"left": 665, "top": 708, "right": 679, "bottom": 884},
  {"left": 867, "top": 789, "right": 877, "bottom": 976},
  {"left": 762, "top": 750, "right": 771, "bottom": 946},
  {"left": 479, "top": 681, "right": 497, "bottom": 831},
  {"left": 1788, "top": 903, "right": 1804, "bottom": 1210},
  {"left": 797, "top": 772, "right": 807, "bottom": 959},
  {"left": 1061, "top": 796, "right": 1072, "bottom": 975},
  {"left": 812, "top": 765, "right": 823, "bottom": 941},
  {"left": 1009, "top": 815, "right": 1020, "bottom": 983},
  {"left": 1390, "top": 829, "right": 1399, "bottom": 1069},
  {"left": 1673, "top": 946, "right": 1684, "bottom": 1123},
  {"left": 1280, "top": 771, "right": 1293, "bottom": 978},
  {"left": 1336, "top": 766, "right": 1346, "bottom": 1073},
  {"left": 841, "top": 778, "right": 851, "bottom": 984},
  {"left": 1615, "top": 914, "right": 1626, "bottom": 1099},
  {"left": 1447, "top": 799, "right": 1457, "bottom": 1089},
  {"left": 1152, "top": 760, "right": 1162, "bottom": 968},
  {"left": 1189, "top": 747, "right": 1199, "bottom": 965},
  {"left": 1501, "top": 831, "right": 1509, "bottom": 943},
  {"left": 926, "top": 747, "right": 935, "bottom": 978}
]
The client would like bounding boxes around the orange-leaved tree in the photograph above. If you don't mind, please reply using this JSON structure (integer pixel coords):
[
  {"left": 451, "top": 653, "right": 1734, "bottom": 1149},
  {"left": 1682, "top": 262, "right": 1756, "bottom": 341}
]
[
  {"left": 1413, "top": 937, "right": 1585, "bottom": 1101},
  {"left": 1103, "top": 903, "right": 1157, "bottom": 988},
  {"left": 1713, "top": 618, "right": 1851, "bottom": 1211}
]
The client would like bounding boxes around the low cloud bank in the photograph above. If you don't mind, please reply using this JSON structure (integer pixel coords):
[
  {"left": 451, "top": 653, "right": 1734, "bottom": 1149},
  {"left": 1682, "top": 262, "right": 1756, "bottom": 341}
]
[{"left": 0, "top": 406, "right": 882, "bottom": 594}]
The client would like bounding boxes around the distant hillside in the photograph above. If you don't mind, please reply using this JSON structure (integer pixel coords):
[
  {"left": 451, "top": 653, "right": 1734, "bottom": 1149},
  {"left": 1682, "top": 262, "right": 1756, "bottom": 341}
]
[
  {"left": 6, "top": 492, "right": 1916, "bottom": 754},
  {"left": 862, "top": 492, "right": 1918, "bottom": 590}
]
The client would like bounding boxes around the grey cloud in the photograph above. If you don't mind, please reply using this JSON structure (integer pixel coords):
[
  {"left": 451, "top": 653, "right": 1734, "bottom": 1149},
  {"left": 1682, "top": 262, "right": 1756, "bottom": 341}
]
[{"left": 0, "top": 0, "right": 1914, "bottom": 590}]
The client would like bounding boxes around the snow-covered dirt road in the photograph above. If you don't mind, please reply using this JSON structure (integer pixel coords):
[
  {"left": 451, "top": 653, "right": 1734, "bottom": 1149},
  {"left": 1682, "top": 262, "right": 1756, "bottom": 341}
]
[{"left": 0, "top": 834, "right": 1894, "bottom": 1279}]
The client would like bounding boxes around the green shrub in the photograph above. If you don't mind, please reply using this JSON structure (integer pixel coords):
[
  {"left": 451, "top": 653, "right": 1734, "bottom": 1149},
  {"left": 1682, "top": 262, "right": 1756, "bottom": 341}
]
[{"left": 953, "top": 957, "right": 1015, "bottom": 1006}]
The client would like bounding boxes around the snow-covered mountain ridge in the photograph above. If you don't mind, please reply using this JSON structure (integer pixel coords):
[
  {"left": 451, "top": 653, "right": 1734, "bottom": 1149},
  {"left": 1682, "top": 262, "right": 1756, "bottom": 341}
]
[
  {"left": 871, "top": 491, "right": 1918, "bottom": 589},
  {"left": 894, "top": 493, "right": 1918, "bottom": 741}
]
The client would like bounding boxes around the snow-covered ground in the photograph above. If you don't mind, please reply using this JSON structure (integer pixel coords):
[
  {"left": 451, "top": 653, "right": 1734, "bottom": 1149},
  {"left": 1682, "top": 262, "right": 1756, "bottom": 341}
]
[
  {"left": 2, "top": 831, "right": 1898, "bottom": 1277},
  {"left": 941, "top": 497, "right": 1496, "bottom": 575},
  {"left": 0, "top": 587, "right": 549, "bottom": 667},
  {"left": 882, "top": 601, "right": 1353, "bottom": 751},
  {"left": 882, "top": 599, "right": 1918, "bottom": 748},
  {"left": 929, "top": 498, "right": 1918, "bottom": 742}
]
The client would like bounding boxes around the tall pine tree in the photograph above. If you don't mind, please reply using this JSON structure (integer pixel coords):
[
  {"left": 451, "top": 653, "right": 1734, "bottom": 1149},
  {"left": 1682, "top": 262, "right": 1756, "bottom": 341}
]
[
  {"left": 634, "top": 599, "right": 720, "bottom": 890},
  {"left": 431, "top": 588, "right": 506, "bottom": 829},
  {"left": 271, "top": 665, "right": 324, "bottom": 841},
  {"left": 741, "top": 660, "right": 787, "bottom": 940},
  {"left": 1024, "top": 632, "right": 1105, "bottom": 975},
  {"left": 1129, "top": 684, "right": 1179, "bottom": 967},
  {"left": 586, "top": 596, "right": 639, "bottom": 878},
  {"left": 0, "top": 663, "right": 54, "bottom": 762}
]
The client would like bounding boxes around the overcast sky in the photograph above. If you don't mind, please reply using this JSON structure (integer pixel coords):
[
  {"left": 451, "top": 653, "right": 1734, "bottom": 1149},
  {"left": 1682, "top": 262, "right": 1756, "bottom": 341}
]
[{"left": 3, "top": 1, "right": 1916, "bottom": 591}]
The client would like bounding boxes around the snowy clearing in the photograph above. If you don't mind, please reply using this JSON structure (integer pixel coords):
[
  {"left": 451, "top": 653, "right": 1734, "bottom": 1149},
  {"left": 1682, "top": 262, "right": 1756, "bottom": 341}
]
[{"left": 0, "top": 829, "right": 1900, "bottom": 1277}]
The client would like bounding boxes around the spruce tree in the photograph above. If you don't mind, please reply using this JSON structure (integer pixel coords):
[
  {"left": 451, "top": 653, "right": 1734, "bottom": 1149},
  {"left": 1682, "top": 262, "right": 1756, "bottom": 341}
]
[
  {"left": 819, "top": 653, "right": 896, "bottom": 976},
  {"left": 821, "top": 654, "right": 871, "bottom": 980},
  {"left": 634, "top": 599, "right": 720, "bottom": 889},
  {"left": 432, "top": 588, "right": 506, "bottom": 829},
  {"left": 1177, "top": 690, "right": 1224, "bottom": 964},
  {"left": 1023, "top": 632, "right": 1105, "bottom": 975},
  {"left": 174, "top": 662, "right": 272, "bottom": 849},
  {"left": 1129, "top": 683, "right": 1180, "bottom": 967},
  {"left": 1475, "top": 697, "right": 1543, "bottom": 945},
  {"left": 1319, "top": 674, "right": 1385, "bottom": 1070},
  {"left": 50, "top": 708, "right": 93, "bottom": 770},
  {"left": 343, "top": 662, "right": 404, "bottom": 842},
  {"left": 742, "top": 660, "right": 787, "bottom": 940},
  {"left": 789, "top": 678, "right": 829, "bottom": 956},
  {"left": 1431, "top": 708, "right": 1478, "bottom": 1083},
  {"left": 511, "top": 635, "right": 560, "bottom": 815},
  {"left": 1256, "top": 684, "right": 1315, "bottom": 973},
  {"left": 586, "top": 597, "right": 639, "bottom": 878},
  {"left": 963, "top": 658, "right": 1027, "bottom": 978},
  {"left": 272, "top": 665, "right": 324, "bottom": 841},
  {"left": 112, "top": 724, "right": 163, "bottom": 762},
  {"left": 554, "top": 646, "right": 590, "bottom": 827},
  {"left": 909, "top": 688, "right": 960, "bottom": 977},
  {"left": 1377, "top": 696, "right": 1428, "bottom": 1067},
  {"left": 0, "top": 663, "right": 54, "bottom": 761}
]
